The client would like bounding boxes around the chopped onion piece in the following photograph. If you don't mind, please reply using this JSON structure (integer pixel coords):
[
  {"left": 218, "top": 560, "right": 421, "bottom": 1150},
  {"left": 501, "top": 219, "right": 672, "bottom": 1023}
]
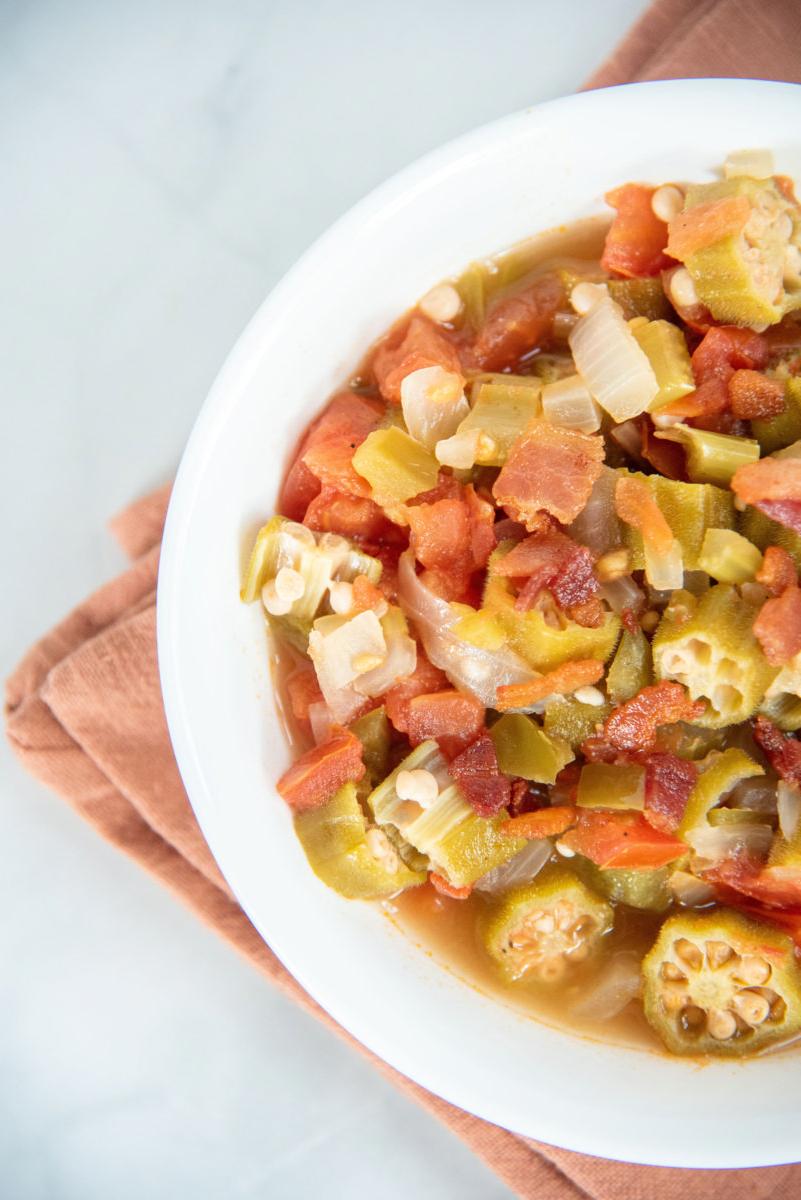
[
  {"left": 397, "top": 552, "right": 536, "bottom": 707},
  {"left": 644, "top": 536, "right": 684, "bottom": 591},
  {"left": 308, "top": 701, "right": 333, "bottom": 745},
  {"left": 401, "top": 366, "right": 469, "bottom": 450},
  {"left": 474, "top": 839, "right": 552, "bottom": 894},
  {"left": 669, "top": 869, "right": 716, "bottom": 908},
  {"left": 723, "top": 148, "right": 774, "bottom": 179},
  {"left": 568, "top": 466, "right": 620, "bottom": 555},
  {"left": 570, "top": 952, "right": 641, "bottom": 1022},
  {"left": 599, "top": 572, "right": 645, "bottom": 615},
  {"left": 542, "top": 373, "right": 602, "bottom": 433},
  {"left": 686, "top": 822, "right": 773, "bottom": 867},
  {"left": 435, "top": 426, "right": 482, "bottom": 469},
  {"left": 569, "top": 297, "right": 659, "bottom": 422},
  {"left": 308, "top": 610, "right": 387, "bottom": 722},
  {"left": 354, "top": 620, "right": 417, "bottom": 698},
  {"left": 778, "top": 780, "right": 801, "bottom": 842}
]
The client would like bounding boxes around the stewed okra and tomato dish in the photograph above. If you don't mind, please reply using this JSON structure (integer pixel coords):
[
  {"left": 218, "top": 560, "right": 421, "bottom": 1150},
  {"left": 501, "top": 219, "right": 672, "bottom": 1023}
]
[{"left": 242, "top": 151, "right": 801, "bottom": 1057}]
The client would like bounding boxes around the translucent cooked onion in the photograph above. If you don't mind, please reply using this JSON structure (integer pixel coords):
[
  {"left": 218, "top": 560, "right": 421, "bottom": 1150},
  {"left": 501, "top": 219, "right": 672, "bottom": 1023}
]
[
  {"left": 568, "top": 466, "right": 620, "bottom": 555},
  {"left": 777, "top": 780, "right": 801, "bottom": 841},
  {"left": 474, "top": 840, "right": 552, "bottom": 894},
  {"left": 729, "top": 776, "right": 778, "bottom": 815},
  {"left": 397, "top": 552, "right": 536, "bottom": 707},
  {"left": 669, "top": 869, "right": 716, "bottom": 908},
  {"left": 354, "top": 624, "right": 417, "bottom": 698},
  {"left": 541, "top": 373, "right": 601, "bottom": 433},
  {"left": 599, "top": 573, "right": 645, "bottom": 615},
  {"left": 686, "top": 822, "right": 774, "bottom": 867},
  {"left": 569, "top": 952, "right": 641, "bottom": 1022},
  {"left": 644, "top": 537, "right": 684, "bottom": 591},
  {"left": 568, "top": 297, "right": 659, "bottom": 422},
  {"left": 400, "top": 366, "right": 469, "bottom": 450},
  {"left": 308, "top": 701, "right": 333, "bottom": 745}
]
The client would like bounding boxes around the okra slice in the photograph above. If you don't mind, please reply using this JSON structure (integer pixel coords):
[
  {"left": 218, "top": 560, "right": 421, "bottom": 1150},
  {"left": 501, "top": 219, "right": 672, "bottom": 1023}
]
[
  {"left": 678, "top": 747, "right": 764, "bottom": 836},
  {"left": 349, "top": 707, "right": 391, "bottom": 785},
  {"left": 753, "top": 378, "right": 801, "bottom": 454},
  {"left": 607, "top": 277, "right": 671, "bottom": 321},
  {"left": 630, "top": 318, "right": 695, "bottom": 411},
  {"left": 762, "top": 661, "right": 801, "bottom": 731},
  {"left": 575, "top": 857, "right": 672, "bottom": 912},
  {"left": 642, "top": 910, "right": 801, "bottom": 1056},
  {"left": 606, "top": 626, "right": 653, "bottom": 706},
  {"left": 481, "top": 866, "right": 613, "bottom": 984},
  {"left": 352, "top": 426, "right": 440, "bottom": 505},
  {"left": 458, "top": 376, "right": 542, "bottom": 466},
  {"left": 543, "top": 697, "right": 612, "bottom": 750},
  {"left": 490, "top": 713, "right": 574, "bottom": 785},
  {"left": 618, "top": 471, "right": 735, "bottom": 573},
  {"left": 740, "top": 504, "right": 801, "bottom": 573},
  {"left": 368, "top": 741, "right": 525, "bottom": 888},
  {"left": 294, "top": 782, "right": 427, "bottom": 900},
  {"left": 672, "top": 176, "right": 801, "bottom": 328},
  {"left": 652, "top": 583, "right": 777, "bottom": 727}
]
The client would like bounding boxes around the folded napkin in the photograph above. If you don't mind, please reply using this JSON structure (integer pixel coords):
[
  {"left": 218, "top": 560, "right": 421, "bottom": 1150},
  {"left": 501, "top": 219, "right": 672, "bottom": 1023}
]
[{"left": 7, "top": 3, "right": 801, "bottom": 1196}]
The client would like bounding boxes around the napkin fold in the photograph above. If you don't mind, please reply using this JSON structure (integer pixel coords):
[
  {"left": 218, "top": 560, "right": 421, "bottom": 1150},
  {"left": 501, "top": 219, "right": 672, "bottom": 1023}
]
[{"left": 8, "top": 2, "right": 801, "bottom": 1196}]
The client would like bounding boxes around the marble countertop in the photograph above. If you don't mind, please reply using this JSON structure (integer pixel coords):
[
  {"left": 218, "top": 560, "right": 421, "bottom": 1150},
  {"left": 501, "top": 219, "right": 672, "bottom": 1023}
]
[{"left": 1, "top": 1, "right": 647, "bottom": 1195}]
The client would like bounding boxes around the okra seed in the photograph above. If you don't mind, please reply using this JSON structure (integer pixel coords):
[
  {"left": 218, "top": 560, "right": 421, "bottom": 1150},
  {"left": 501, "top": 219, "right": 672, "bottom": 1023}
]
[
  {"left": 669, "top": 267, "right": 700, "bottom": 310},
  {"left": 705, "top": 940, "right": 735, "bottom": 970},
  {"left": 419, "top": 283, "right": 463, "bottom": 324},
  {"left": 769, "top": 994, "right": 787, "bottom": 1022},
  {"left": 595, "top": 548, "right": 631, "bottom": 582},
  {"left": 732, "top": 989, "right": 771, "bottom": 1027},
  {"left": 707, "top": 1008, "right": 738, "bottom": 1040},
  {"left": 261, "top": 580, "right": 293, "bottom": 616},
  {"left": 396, "top": 768, "right": 439, "bottom": 807},
  {"left": 679, "top": 1005, "right": 706, "bottom": 1034},
  {"left": 570, "top": 281, "right": 608, "bottom": 315},
  {"left": 661, "top": 962, "right": 688, "bottom": 983},
  {"left": 328, "top": 580, "right": 354, "bottom": 614},
  {"left": 640, "top": 610, "right": 660, "bottom": 634},
  {"left": 532, "top": 913, "right": 556, "bottom": 934},
  {"left": 662, "top": 990, "right": 691, "bottom": 1014},
  {"left": 673, "top": 938, "right": 704, "bottom": 971},
  {"left": 651, "top": 184, "right": 685, "bottom": 223},
  {"left": 734, "top": 955, "right": 772, "bottom": 986},
  {"left": 573, "top": 685, "right": 605, "bottom": 707},
  {"left": 274, "top": 566, "right": 306, "bottom": 603},
  {"left": 365, "top": 827, "right": 400, "bottom": 873}
]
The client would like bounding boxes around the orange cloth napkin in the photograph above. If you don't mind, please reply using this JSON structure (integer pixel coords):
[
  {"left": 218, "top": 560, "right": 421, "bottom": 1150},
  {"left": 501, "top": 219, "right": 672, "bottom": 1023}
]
[{"left": 7, "top": 4, "right": 801, "bottom": 1196}]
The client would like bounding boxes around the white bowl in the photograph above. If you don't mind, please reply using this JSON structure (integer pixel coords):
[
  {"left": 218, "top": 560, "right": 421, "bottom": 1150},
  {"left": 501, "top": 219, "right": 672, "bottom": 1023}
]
[{"left": 158, "top": 78, "right": 801, "bottom": 1168}]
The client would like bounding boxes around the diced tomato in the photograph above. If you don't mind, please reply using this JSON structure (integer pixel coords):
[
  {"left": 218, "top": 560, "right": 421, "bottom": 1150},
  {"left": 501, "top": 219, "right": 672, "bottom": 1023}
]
[
  {"left": 303, "top": 488, "right": 402, "bottom": 542},
  {"left": 495, "top": 528, "right": 599, "bottom": 617},
  {"left": 350, "top": 573, "right": 386, "bottom": 614},
  {"left": 448, "top": 731, "right": 511, "bottom": 817},
  {"left": 284, "top": 663, "right": 323, "bottom": 726},
  {"left": 500, "top": 806, "right": 578, "bottom": 840},
  {"left": 495, "top": 659, "right": 604, "bottom": 711},
  {"left": 603, "top": 682, "right": 705, "bottom": 752},
  {"left": 753, "top": 584, "right": 801, "bottom": 666},
  {"left": 559, "top": 810, "right": 687, "bottom": 869},
  {"left": 692, "top": 326, "right": 769, "bottom": 382},
  {"left": 493, "top": 421, "right": 604, "bottom": 528},
  {"left": 371, "top": 314, "right": 463, "bottom": 404},
  {"left": 736, "top": 904, "right": 801, "bottom": 949},
  {"left": 666, "top": 194, "right": 751, "bottom": 261},
  {"left": 661, "top": 376, "right": 730, "bottom": 424},
  {"left": 279, "top": 392, "right": 384, "bottom": 518},
  {"left": 707, "top": 856, "right": 801, "bottom": 913},
  {"left": 281, "top": 457, "right": 323, "bottom": 523},
  {"left": 383, "top": 653, "right": 450, "bottom": 734},
  {"left": 643, "top": 753, "right": 698, "bottom": 834},
  {"left": 406, "top": 689, "right": 485, "bottom": 758},
  {"left": 621, "top": 607, "right": 641, "bottom": 636},
  {"left": 753, "top": 716, "right": 801, "bottom": 786},
  {"left": 729, "top": 370, "right": 785, "bottom": 420},
  {"left": 276, "top": 729, "right": 365, "bottom": 812},
  {"left": 601, "top": 184, "right": 672, "bottom": 278},
  {"left": 430, "top": 872, "right": 472, "bottom": 900},
  {"left": 615, "top": 475, "right": 674, "bottom": 556},
  {"left": 757, "top": 546, "right": 797, "bottom": 596},
  {"left": 472, "top": 273, "right": 565, "bottom": 370},
  {"left": 732, "top": 456, "right": 801, "bottom": 507},
  {"left": 406, "top": 484, "right": 495, "bottom": 601}
]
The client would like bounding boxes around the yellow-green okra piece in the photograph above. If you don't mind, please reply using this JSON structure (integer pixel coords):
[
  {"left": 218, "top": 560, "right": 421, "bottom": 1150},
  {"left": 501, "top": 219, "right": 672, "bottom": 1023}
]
[
  {"left": 752, "top": 378, "right": 801, "bottom": 454},
  {"left": 573, "top": 857, "right": 672, "bottom": 912},
  {"left": 607, "top": 277, "right": 671, "bottom": 321},
  {"left": 606, "top": 626, "right": 652, "bottom": 705},
  {"left": 543, "top": 697, "right": 612, "bottom": 750},
  {"left": 618, "top": 471, "right": 735, "bottom": 572},
  {"left": 677, "top": 747, "right": 764, "bottom": 836},
  {"left": 642, "top": 909, "right": 801, "bottom": 1055},
  {"left": 489, "top": 713, "right": 574, "bottom": 785},
  {"left": 739, "top": 504, "right": 801, "bottom": 573}
]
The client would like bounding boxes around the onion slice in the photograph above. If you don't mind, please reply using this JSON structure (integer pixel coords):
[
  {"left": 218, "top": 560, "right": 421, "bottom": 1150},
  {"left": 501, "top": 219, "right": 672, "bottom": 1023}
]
[
  {"left": 570, "top": 952, "right": 641, "bottom": 1022},
  {"left": 569, "top": 297, "right": 659, "bottom": 422},
  {"left": 474, "top": 840, "right": 552, "bottom": 894}
]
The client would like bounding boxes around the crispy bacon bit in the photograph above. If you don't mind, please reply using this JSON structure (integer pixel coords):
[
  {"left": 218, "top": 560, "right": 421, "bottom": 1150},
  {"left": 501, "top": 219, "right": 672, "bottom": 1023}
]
[
  {"left": 472, "top": 273, "right": 564, "bottom": 371},
  {"left": 706, "top": 855, "right": 801, "bottom": 913},
  {"left": 603, "top": 682, "right": 705, "bottom": 753},
  {"left": 601, "top": 184, "right": 672, "bottom": 278},
  {"left": 757, "top": 545, "right": 797, "bottom": 596},
  {"left": 280, "top": 392, "right": 384, "bottom": 518},
  {"left": 406, "top": 484, "right": 495, "bottom": 601},
  {"left": 500, "top": 806, "right": 578, "bottom": 840},
  {"left": 567, "top": 596, "right": 605, "bottom": 628},
  {"left": 729, "top": 370, "right": 786, "bottom": 420},
  {"left": 371, "top": 314, "right": 463, "bottom": 404},
  {"left": 559, "top": 810, "right": 687, "bottom": 869},
  {"left": 285, "top": 663, "right": 324, "bottom": 724},
  {"left": 644, "top": 753, "right": 698, "bottom": 834},
  {"left": 753, "top": 584, "right": 801, "bottom": 666},
  {"left": 448, "top": 731, "right": 511, "bottom": 817},
  {"left": 732, "top": 457, "right": 801, "bottom": 508},
  {"left": 754, "top": 716, "right": 801, "bottom": 786},
  {"left": 383, "top": 652, "right": 448, "bottom": 734},
  {"left": 614, "top": 475, "right": 674, "bottom": 555},
  {"left": 495, "top": 528, "right": 600, "bottom": 619},
  {"left": 551, "top": 762, "right": 582, "bottom": 805},
  {"left": 430, "top": 872, "right": 472, "bottom": 900},
  {"left": 495, "top": 659, "right": 604, "bottom": 711},
  {"left": 508, "top": 778, "right": 550, "bottom": 815},
  {"left": 406, "top": 689, "right": 485, "bottom": 758},
  {"left": 493, "top": 421, "right": 605, "bottom": 528},
  {"left": 276, "top": 729, "right": 365, "bottom": 812},
  {"left": 304, "top": 488, "right": 402, "bottom": 542}
]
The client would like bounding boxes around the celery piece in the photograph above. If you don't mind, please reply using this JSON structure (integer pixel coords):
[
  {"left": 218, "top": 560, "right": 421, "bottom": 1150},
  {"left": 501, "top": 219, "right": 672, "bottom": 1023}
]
[
  {"left": 294, "top": 783, "right": 426, "bottom": 900},
  {"left": 368, "top": 740, "right": 525, "bottom": 887},
  {"left": 455, "top": 260, "right": 488, "bottom": 330},
  {"left": 608, "top": 277, "right": 671, "bottom": 321},
  {"left": 456, "top": 377, "right": 541, "bottom": 466},
  {"left": 352, "top": 427, "right": 439, "bottom": 504},
  {"left": 451, "top": 604, "right": 507, "bottom": 651},
  {"left": 740, "top": 504, "right": 801, "bottom": 573},
  {"left": 349, "top": 707, "right": 391, "bottom": 785},
  {"left": 489, "top": 713, "right": 574, "bottom": 785},
  {"left": 631, "top": 319, "right": 695, "bottom": 411},
  {"left": 575, "top": 857, "right": 672, "bottom": 912},
  {"left": 577, "top": 762, "right": 646, "bottom": 811},
  {"left": 697, "top": 527, "right": 762, "bottom": 584},
  {"left": 619, "top": 470, "right": 735, "bottom": 572},
  {"left": 678, "top": 748, "right": 764, "bottom": 836},
  {"left": 678, "top": 176, "right": 801, "bottom": 327},
  {"left": 654, "top": 583, "right": 777, "bottom": 728},
  {"left": 657, "top": 424, "right": 760, "bottom": 487},
  {"left": 606, "top": 627, "right": 652, "bottom": 706},
  {"left": 543, "top": 697, "right": 611, "bottom": 749},
  {"left": 753, "top": 378, "right": 801, "bottom": 454}
]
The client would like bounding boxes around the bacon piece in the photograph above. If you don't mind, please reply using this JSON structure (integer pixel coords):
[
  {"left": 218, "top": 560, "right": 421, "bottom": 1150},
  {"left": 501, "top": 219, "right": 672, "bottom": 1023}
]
[
  {"left": 276, "top": 729, "right": 365, "bottom": 812},
  {"left": 729, "top": 370, "right": 786, "bottom": 420},
  {"left": 383, "top": 651, "right": 449, "bottom": 734},
  {"left": 601, "top": 184, "right": 672, "bottom": 278},
  {"left": 472, "top": 273, "right": 564, "bottom": 371},
  {"left": 448, "top": 731, "right": 511, "bottom": 818},
  {"left": 753, "top": 584, "right": 801, "bottom": 666},
  {"left": 603, "top": 682, "right": 705, "bottom": 753},
  {"left": 500, "top": 806, "right": 578, "bottom": 840},
  {"left": 494, "top": 528, "right": 599, "bottom": 618},
  {"left": 732, "top": 457, "right": 801, "bottom": 507},
  {"left": 495, "top": 659, "right": 604, "bottom": 711},
  {"left": 567, "top": 596, "right": 605, "bottom": 628},
  {"left": 430, "top": 872, "right": 472, "bottom": 900},
  {"left": 285, "top": 663, "right": 324, "bottom": 724},
  {"left": 371, "top": 315, "right": 463, "bottom": 404},
  {"left": 643, "top": 753, "right": 698, "bottom": 834},
  {"left": 757, "top": 545, "right": 797, "bottom": 596},
  {"left": 406, "top": 484, "right": 495, "bottom": 601},
  {"left": 666, "top": 195, "right": 751, "bottom": 260},
  {"left": 406, "top": 689, "right": 485, "bottom": 758},
  {"left": 615, "top": 475, "right": 675, "bottom": 555},
  {"left": 493, "top": 421, "right": 604, "bottom": 528},
  {"left": 754, "top": 716, "right": 801, "bottom": 786},
  {"left": 303, "top": 488, "right": 402, "bottom": 542}
]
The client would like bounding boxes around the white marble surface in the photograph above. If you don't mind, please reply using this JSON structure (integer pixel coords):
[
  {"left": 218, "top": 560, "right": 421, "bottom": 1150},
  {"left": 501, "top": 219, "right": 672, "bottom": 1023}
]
[{"left": 1, "top": 2, "right": 647, "bottom": 1196}]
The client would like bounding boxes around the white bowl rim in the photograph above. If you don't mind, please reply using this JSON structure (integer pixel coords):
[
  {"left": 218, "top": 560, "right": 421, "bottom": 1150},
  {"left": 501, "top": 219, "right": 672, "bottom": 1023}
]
[{"left": 158, "top": 77, "right": 801, "bottom": 1169}]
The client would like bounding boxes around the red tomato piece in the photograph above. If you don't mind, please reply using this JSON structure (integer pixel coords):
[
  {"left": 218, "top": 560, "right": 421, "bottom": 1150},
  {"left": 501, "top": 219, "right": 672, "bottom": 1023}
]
[
  {"left": 500, "top": 806, "right": 578, "bottom": 840},
  {"left": 303, "top": 487, "right": 402, "bottom": 542},
  {"left": 756, "top": 546, "right": 798, "bottom": 597},
  {"left": 754, "top": 584, "right": 801, "bottom": 666},
  {"left": 729, "top": 369, "right": 785, "bottom": 420},
  {"left": 601, "top": 184, "right": 673, "bottom": 278},
  {"left": 732, "top": 457, "right": 801, "bottom": 507},
  {"left": 406, "top": 485, "right": 495, "bottom": 601},
  {"left": 666, "top": 195, "right": 751, "bottom": 261},
  {"left": 371, "top": 315, "right": 463, "bottom": 404},
  {"left": 277, "top": 729, "right": 365, "bottom": 812},
  {"left": 405, "top": 689, "right": 485, "bottom": 758},
  {"left": 472, "top": 273, "right": 564, "bottom": 370},
  {"left": 383, "top": 653, "right": 449, "bottom": 734},
  {"left": 285, "top": 663, "right": 323, "bottom": 724},
  {"left": 559, "top": 810, "right": 687, "bottom": 869},
  {"left": 279, "top": 392, "right": 384, "bottom": 518},
  {"left": 430, "top": 872, "right": 473, "bottom": 900},
  {"left": 495, "top": 660, "right": 604, "bottom": 711}
]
